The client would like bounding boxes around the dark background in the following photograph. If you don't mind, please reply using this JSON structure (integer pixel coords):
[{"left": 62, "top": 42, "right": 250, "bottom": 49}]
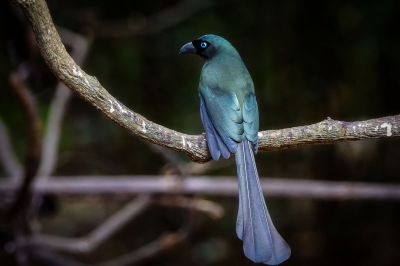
[{"left": 1, "top": 0, "right": 399, "bottom": 265}]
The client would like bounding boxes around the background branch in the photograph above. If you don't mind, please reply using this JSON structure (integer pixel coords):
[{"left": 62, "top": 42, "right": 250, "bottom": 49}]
[
  {"left": 0, "top": 119, "right": 22, "bottom": 180},
  {"left": 31, "top": 195, "right": 222, "bottom": 254},
  {"left": 157, "top": 195, "right": 224, "bottom": 219},
  {"left": 37, "top": 28, "right": 90, "bottom": 178},
  {"left": 9, "top": 70, "right": 41, "bottom": 215},
  {"left": 93, "top": 0, "right": 215, "bottom": 38},
  {"left": 32, "top": 196, "right": 151, "bottom": 254},
  {"left": 97, "top": 230, "right": 188, "bottom": 266},
  {"left": 1, "top": 176, "right": 399, "bottom": 200},
  {"left": 14, "top": 0, "right": 400, "bottom": 163},
  {"left": 9, "top": 67, "right": 42, "bottom": 266},
  {"left": 31, "top": 248, "right": 85, "bottom": 266}
]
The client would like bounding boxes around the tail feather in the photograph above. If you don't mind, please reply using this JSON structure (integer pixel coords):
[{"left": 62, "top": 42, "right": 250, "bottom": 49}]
[{"left": 235, "top": 140, "right": 291, "bottom": 265}]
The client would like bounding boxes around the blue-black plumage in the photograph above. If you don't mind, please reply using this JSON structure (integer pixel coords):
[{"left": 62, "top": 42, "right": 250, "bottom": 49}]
[{"left": 180, "top": 34, "right": 291, "bottom": 265}]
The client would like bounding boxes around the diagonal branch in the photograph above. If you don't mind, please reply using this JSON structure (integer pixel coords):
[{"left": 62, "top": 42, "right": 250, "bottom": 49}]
[
  {"left": 31, "top": 195, "right": 223, "bottom": 254},
  {"left": 97, "top": 230, "right": 188, "bottom": 266},
  {"left": 32, "top": 196, "right": 151, "bottom": 254},
  {"left": 13, "top": 0, "right": 400, "bottom": 163},
  {"left": 37, "top": 28, "right": 90, "bottom": 178}
]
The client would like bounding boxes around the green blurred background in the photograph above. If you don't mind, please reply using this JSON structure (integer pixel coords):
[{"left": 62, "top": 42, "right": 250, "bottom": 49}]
[{"left": 1, "top": 0, "right": 399, "bottom": 265}]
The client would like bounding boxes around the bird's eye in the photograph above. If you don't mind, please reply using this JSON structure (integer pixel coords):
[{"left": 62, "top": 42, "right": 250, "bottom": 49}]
[{"left": 200, "top": 42, "right": 208, "bottom": 48}]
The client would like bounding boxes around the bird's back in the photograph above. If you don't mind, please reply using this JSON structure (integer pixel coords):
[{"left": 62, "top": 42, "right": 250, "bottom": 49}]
[{"left": 200, "top": 52, "right": 254, "bottom": 106}]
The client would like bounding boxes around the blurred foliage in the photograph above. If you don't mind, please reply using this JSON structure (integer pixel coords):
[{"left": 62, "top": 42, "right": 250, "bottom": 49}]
[{"left": 0, "top": 0, "right": 399, "bottom": 265}]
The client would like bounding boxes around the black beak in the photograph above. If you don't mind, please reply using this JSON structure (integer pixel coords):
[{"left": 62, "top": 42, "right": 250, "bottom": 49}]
[{"left": 179, "top": 41, "right": 196, "bottom": 55}]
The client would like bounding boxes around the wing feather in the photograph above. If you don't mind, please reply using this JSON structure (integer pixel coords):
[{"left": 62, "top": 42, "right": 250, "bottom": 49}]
[{"left": 200, "top": 86, "right": 244, "bottom": 143}]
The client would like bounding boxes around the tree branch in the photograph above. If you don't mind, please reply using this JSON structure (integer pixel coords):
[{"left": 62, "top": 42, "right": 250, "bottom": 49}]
[
  {"left": 258, "top": 116, "right": 399, "bottom": 151},
  {"left": 1, "top": 176, "right": 399, "bottom": 200},
  {"left": 13, "top": 0, "right": 400, "bottom": 163}
]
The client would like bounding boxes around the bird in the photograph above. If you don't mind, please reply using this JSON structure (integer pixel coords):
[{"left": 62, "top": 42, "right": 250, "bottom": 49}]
[{"left": 179, "top": 34, "right": 291, "bottom": 265}]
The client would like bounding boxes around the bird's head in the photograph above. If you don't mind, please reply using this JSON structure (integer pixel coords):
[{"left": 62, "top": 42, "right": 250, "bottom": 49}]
[{"left": 179, "top": 34, "right": 239, "bottom": 60}]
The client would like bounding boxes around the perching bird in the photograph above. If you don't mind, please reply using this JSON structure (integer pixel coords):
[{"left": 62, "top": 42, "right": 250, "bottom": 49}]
[{"left": 180, "top": 34, "right": 291, "bottom": 265}]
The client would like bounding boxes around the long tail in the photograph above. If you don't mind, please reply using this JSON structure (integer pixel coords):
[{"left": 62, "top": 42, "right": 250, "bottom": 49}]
[{"left": 235, "top": 140, "right": 291, "bottom": 265}]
